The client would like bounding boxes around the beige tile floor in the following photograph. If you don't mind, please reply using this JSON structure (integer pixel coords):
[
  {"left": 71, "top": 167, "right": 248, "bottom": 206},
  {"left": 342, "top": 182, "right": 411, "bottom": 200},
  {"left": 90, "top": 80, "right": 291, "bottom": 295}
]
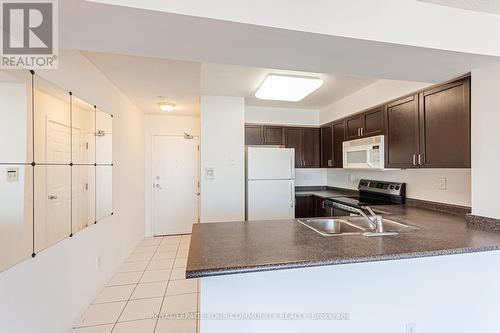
[{"left": 72, "top": 234, "right": 198, "bottom": 333}]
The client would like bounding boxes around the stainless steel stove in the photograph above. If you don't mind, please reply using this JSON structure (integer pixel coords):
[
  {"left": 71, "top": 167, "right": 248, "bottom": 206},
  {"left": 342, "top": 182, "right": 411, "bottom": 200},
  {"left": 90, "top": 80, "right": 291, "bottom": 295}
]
[{"left": 325, "top": 179, "right": 406, "bottom": 216}]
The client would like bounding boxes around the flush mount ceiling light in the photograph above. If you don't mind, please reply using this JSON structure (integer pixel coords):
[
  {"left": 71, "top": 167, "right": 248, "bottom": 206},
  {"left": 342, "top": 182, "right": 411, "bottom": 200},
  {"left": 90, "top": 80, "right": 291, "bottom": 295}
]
[
  {"left": 158, "top": 101, "right": 176, "bottom": 112},
  {"left": 255, "top": 74, "right": 323, "bottom": 102}
]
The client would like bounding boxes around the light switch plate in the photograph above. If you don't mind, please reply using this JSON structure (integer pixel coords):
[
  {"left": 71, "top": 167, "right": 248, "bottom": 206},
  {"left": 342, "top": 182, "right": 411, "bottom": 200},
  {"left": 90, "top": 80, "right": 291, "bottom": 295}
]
[
  {"left": 438, "top": 177, "right": 447, "bottom": 190},
  {"left": 6, "top": 167, "right": 18, "bottom": 182},
  {"left": 205, "top": 167, "right": 215, "bottom": 180}
]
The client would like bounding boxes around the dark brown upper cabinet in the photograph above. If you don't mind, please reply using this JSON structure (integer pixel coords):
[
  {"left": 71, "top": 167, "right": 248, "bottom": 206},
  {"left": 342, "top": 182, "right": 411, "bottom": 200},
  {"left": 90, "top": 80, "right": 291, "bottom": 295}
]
[
  {"left": 285, "top": 127, "right": 320, "bottom": 168},
  {"left": 245, "top": 125, "right": 285, "bottom": 146},
  {"left": 245, "top": 125, "right": 263, "bottom": 145},
  {"left": 332, "top": 120, "right": 345, "bottom": 168},
  {"left": 419, "top": 78, "right": 470, "bottom": 168},
  {"left": 363, "top": 107, "right": 385, "bottom": 137},
  {"left": 386, "top": 95, "right": 420, "bottom": 168},
  {"left": 345, "top": 107, "right": 385, "bottom": 140},
  {"left": 385, "top": 77, "right": 471, "bottom": 169},
  {"left": 284, "top": 127, "right": 303, "bottom": 168},
  {"left": 302, "top": 128, "right": 320, "bottom": 168},
  {"left": 263, "top": 126, "right": 284, "bottom": 145},
  {"left": 345, "top": 114, "right": 364, "bottom": 140},
  {"left": 321, "top": 120, "right": 345, "bottom": 168},
  {"left": 320, "top": 126, "right": 333, "bottom": 168}
]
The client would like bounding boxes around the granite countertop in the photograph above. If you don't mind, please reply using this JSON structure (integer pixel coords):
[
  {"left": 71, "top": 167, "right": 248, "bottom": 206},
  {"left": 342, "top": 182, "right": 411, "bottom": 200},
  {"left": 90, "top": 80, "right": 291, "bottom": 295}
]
[
  {"left": 294, "top": 189, "right": 352, "bottom": 198},
  {"left": 186, "top": 204, "right": 500, "bottom": 278}
]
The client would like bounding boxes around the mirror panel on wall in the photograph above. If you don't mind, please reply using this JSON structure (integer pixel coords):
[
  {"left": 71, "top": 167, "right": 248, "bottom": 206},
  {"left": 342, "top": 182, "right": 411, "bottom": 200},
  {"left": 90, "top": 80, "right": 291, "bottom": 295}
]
[
  {"left": 33, "top": 76, "right": 71, "bottom": 165},
  {"left": 72, "top": 96, "right": 95, "bottom": 165},
  {"left": 0, "top": 165, "right": 33, "bottom": 273},
  {"left": 34, "top": 165, "right": 72, "bottom": 252},
  {"left": 96, "top": 108, "right": 113, "bottom": 165},
  {"left": 72, "top": 165, "right": 96, "bottom": 233},
  {"left": 0, "top": 70, "right": 33, "bottom": 164},
  {"left": 96, "top": 166, "right": 112, "bottom": 221},
  {"left": 0, "top": 70, "right": 113, "bottom": 270}
]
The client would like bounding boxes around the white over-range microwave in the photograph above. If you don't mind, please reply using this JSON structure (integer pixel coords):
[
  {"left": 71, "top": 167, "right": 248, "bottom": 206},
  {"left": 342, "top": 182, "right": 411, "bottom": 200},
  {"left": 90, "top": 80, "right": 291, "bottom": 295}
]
[{"left": 343, "top": 135, "right": 385, "bottom": 169}]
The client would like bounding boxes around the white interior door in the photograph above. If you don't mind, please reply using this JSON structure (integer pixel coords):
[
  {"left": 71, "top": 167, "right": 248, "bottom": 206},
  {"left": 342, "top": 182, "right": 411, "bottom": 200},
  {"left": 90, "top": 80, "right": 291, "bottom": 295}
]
[
  {"left": 46, "top": 120, "right": 71, "bottom": 244},
  {"left": 152, "top": 135, "right": 199, "bottom": 235}
]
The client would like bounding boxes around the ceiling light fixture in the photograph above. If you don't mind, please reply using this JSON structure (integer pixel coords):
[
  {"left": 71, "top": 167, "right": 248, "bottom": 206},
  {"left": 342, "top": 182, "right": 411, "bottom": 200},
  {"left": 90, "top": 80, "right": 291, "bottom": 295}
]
[
  {"left": 255, "top": 74, "right": 323, "bottom": 102},
  {"left": 158, "top": 101, "right": 176, "bottom": 112}
]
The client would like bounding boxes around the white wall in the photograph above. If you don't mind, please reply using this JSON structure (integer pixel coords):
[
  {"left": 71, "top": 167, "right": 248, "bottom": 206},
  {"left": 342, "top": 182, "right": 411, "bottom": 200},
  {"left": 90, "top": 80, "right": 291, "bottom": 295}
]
[
  {"left": 246, "top": 106, "right": 319, "bottom": 126},
  {"left": 328, "top": 169, "right": 471, "bottom": 207},
  {"left": 320, "top": 79, "right": 431, "bottom": 124},
  {"left": 144, "top": 115, "right": 200, "bottom": 236},
  {"left": 200, "top": 250, "right": 500, "bottom": 333},
  {"left": 295, "top": 169, "right": 327, "bottom": 187},
  {"left": 471, "top": 61, "right": 500, "bottom": 219},
  {"left": 0, "top": 49, "right": 145, "bottom": 333},
  {"left": 200, "top": 96, "right": 245, "bottom": 222},
  {"left": 320, "top": 79, "right": 471, "bottom": 206}
]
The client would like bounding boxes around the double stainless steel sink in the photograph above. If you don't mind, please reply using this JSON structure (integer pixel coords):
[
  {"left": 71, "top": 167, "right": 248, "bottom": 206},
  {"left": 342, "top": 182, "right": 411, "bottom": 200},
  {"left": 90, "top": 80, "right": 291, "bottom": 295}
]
[{"left": 297, "top": 217, "right": 418, "bottom": 237}]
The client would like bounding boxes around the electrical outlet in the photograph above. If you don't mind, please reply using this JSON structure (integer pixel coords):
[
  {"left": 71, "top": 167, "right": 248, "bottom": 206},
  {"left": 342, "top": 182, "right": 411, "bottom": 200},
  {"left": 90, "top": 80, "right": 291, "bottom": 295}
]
[
  {"left": 95, "top": 256, "right": 101, "bottom": 269},
  {"left": 438, "top": 177, "right": 447, "bottom": 190},
  {"left": 405, "top": 323, "right": 416, "bottom": 333},
  {"left": 348, "top": 174, "right": 354, "bottom": 182}
]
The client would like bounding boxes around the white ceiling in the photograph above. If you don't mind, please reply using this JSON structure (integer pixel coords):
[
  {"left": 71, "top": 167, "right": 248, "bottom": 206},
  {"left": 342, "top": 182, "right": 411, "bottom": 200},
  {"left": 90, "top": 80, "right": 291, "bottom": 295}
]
[
  {"left": 61, "top": 0, "right": 499, "bottom": 84},
  {"left": 200, "top": 63, "right": 377, "bottom": 109},
  {"left": 83, "top": 51, "right": 379, "bottom": 115},
  {"left": 418, "top": 0, "right": 500, "bottom": 15},
  {"left": 83, "top": 52, "right": 201, "bottom": 116}
]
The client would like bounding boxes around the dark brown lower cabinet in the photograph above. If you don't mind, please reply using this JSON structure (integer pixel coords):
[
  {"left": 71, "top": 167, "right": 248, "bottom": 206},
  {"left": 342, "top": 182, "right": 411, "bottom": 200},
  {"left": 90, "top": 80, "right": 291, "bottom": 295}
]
[
  {"left": 295, "top": 196, "right": 329, "bottom": 218},
  {"left": 295, "top": 196, "right": 315, "bottom": 218},
  {"left": 314, "top": 196, "right": 328, "bottom": 217}
]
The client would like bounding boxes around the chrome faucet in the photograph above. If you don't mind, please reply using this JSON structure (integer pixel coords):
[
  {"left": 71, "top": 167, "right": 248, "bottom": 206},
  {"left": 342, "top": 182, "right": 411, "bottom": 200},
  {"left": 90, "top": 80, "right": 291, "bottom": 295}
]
[{"left": 329, "top": 202, "right": 384, "bottom": 232}]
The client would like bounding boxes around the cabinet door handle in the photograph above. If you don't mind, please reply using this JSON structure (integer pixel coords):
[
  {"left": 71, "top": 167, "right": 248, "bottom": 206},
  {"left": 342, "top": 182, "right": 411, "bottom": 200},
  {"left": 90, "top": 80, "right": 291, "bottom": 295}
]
[
  {"left": 418, "top": 154, "right": 423, "bottom": 165},
  {"left": 361, "top": 128, "right": 364, "bottom": 136},
  {"left": 412, "top": 154, "right": 417, "bottom": 166}
]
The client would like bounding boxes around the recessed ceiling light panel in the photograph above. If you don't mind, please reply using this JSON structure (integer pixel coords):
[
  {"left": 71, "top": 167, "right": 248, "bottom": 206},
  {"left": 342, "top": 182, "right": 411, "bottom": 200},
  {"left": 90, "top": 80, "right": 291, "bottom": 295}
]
[{"left": 255, "top": 74, "right": 323, "bottom": 102}]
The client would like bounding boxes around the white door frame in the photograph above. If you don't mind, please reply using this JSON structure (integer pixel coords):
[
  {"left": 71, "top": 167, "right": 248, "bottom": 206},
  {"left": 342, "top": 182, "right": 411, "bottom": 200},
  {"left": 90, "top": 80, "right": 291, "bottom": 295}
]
[{"left": 151, "top": 134, "right": 200, "bottom": 236}]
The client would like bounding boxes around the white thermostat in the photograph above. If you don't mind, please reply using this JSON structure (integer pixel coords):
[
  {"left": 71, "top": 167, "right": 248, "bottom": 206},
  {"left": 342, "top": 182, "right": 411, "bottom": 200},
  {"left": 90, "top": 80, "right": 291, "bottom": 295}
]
[{"left": 6, "top": 167, "right": 19, "bottom": 182}]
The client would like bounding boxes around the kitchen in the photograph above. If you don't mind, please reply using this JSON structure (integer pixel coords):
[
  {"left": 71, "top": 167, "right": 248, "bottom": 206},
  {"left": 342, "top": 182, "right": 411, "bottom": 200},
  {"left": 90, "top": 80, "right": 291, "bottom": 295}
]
[{"left": 187, "top": 73, "right": 500, "bottom": 333}]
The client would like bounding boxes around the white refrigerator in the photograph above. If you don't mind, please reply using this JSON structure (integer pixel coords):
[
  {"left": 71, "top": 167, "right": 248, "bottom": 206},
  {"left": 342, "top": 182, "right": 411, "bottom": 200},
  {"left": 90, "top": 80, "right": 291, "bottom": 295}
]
[{"left": 246, "top": 146, "right": 295, "bottom": 221}]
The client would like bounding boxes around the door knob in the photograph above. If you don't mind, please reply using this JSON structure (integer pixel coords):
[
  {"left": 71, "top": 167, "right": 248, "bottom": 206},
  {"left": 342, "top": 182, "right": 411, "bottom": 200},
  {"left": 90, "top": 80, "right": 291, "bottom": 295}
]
[
  {"left": 48, "top": 195, "right": 58, "bottom": 200},
  {"left": 154, "top": 184, "right": 163, "bottom": 190}
]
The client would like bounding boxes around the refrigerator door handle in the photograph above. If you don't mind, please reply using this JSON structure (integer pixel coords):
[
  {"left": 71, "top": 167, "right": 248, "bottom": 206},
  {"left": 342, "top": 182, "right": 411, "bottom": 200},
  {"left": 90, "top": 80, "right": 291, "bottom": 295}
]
[{"left": 290, "top": 181, "right": 294, "bottom": 208}]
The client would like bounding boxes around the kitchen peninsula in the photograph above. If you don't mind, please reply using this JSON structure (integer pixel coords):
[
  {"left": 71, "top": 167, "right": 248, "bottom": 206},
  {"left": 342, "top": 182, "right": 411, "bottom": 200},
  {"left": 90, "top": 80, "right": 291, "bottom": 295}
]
[{"left": 187, "top": 203, "right": 500, "bottom": 333}]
